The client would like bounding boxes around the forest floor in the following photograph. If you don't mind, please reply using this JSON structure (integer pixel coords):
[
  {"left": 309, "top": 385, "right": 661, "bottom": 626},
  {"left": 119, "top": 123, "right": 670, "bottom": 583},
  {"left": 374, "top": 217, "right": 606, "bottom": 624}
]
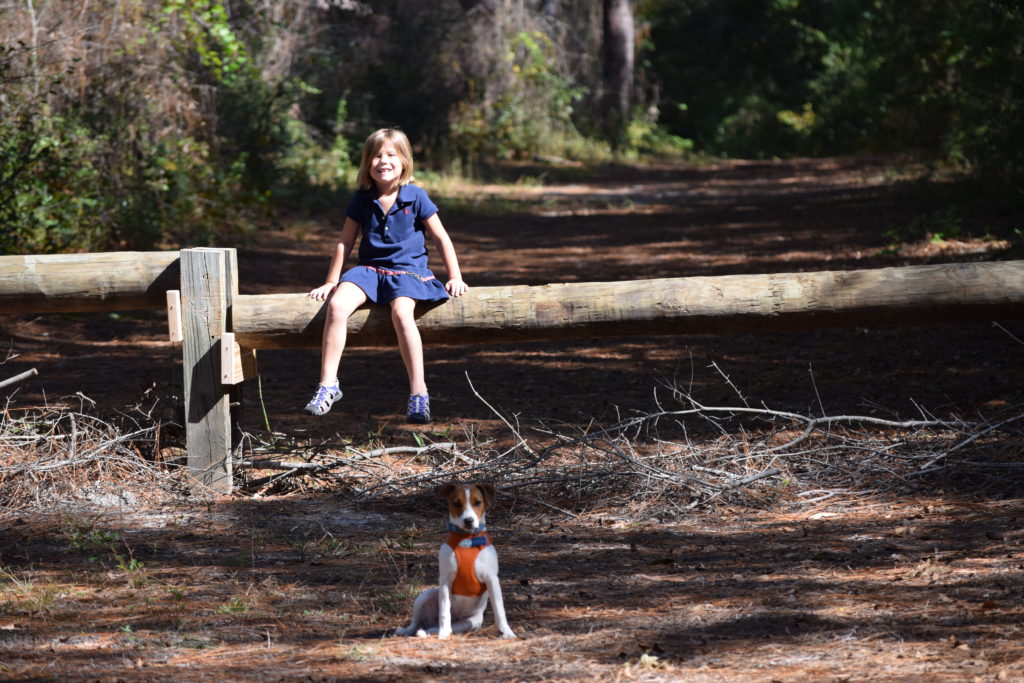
[{"left": 1, "top": 157, "right": 1023, "bottom": 681}]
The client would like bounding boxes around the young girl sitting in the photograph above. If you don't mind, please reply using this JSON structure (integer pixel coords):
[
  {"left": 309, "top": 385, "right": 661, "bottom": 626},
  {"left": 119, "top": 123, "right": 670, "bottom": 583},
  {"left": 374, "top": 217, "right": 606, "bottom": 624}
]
[{"left": 305, "top": 128, "right": 468, "bottom": 423}]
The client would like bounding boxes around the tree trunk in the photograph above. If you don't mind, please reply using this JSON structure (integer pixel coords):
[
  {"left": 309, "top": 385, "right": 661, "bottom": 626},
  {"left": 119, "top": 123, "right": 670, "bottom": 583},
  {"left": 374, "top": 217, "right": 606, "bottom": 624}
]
[
  {"left": 539, "top": 0, "right": 560, "bottom": 19},
  {"left": 602, "top": 0, "right": 634, "bottom": 146}
]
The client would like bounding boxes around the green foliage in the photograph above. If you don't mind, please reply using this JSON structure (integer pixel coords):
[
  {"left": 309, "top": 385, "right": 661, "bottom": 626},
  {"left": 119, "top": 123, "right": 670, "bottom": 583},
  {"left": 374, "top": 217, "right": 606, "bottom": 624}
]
[
  {"left": 450, "top": 30, "right": 587, "bottom": 166},
  {"left": 881, "top": 176, "right": 1023, "bottom": 253},
  {"left": 641, "top": 0, "right": 1024, "bottom": 188},
  {"left": 881, "top": 206, "right": 964, "bottom": 254},
  {"left": 0, "top": 95, "right": 247, "bottom": 254},
  {"left": 7, "top": 0, "right": 1020, "bottom": 253},
  {"left": 218, "top": 597, "right": 251, "bottom": 614},
  {"left": 276, "top": 98, "right": 351, "bottom": 199},
  {"left": 159, "top": 1, "right": 338, "bottom": 202},
  {"left": 643, "top": 0, "right": 836, "bottom": 158},
  {"left": 626, "top": 118, "right": 694, "bottom": 158},
  {"left": 157, "top": 0, "right": 253, "bottom": 87},
  {"left": 0, "top": 110, "right": 101, "bottom": 253},
  {"left": 0, "top": 0, "right": 354, "bottom": 254},
  {"left": 0, "top": 565, "right": 60, "bottom": 616},
  {"left": 60, "top": 519, "right": 143, "bottom": 573}
]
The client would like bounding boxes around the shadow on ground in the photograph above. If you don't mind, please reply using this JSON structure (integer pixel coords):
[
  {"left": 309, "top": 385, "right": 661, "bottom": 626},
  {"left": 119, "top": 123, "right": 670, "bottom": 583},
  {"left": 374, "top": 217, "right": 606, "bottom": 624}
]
[
  {"left": 1, "top": 493, "right": 1021, "bottom": 680},
  {"left": 2, "top": 158, "right": 1023, "bottom": 680}
]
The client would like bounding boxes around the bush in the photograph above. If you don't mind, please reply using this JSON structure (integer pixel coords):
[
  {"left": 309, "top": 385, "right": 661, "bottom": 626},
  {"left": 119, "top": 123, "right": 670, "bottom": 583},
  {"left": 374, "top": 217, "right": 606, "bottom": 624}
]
[
  {"left": 0, "top": 1, "right": 356, "bottom": 254},
  {"left": 0, "top": 110, "right": 102, "bottom": 253},
  {"left": 642, "top": 0, "right": 1024, "bottom": 188}
]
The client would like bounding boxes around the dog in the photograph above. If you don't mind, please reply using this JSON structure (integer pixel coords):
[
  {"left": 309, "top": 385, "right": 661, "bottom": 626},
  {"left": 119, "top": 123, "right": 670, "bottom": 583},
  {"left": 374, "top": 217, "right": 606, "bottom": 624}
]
[{"left": 395, "top": 483, "right": 516, "bottom": 639}]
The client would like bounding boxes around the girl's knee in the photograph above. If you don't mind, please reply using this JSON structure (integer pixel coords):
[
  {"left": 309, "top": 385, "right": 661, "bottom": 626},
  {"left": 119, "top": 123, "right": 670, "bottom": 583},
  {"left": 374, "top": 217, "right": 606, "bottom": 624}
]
[
  {"left": 328, "top": 284, "right": 365, "bottom": 317},
  {"left": 390, "top": 298, "right": 417, "bottom": 324},
  {"left": 328, "top": 295, "right": 351, "bottom": 317}
]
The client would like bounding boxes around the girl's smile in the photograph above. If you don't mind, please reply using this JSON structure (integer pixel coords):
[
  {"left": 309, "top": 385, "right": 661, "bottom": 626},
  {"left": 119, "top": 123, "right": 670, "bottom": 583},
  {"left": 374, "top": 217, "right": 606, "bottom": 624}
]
[{"left": 371, "top": 144, "right": 404, "bottom": 187}]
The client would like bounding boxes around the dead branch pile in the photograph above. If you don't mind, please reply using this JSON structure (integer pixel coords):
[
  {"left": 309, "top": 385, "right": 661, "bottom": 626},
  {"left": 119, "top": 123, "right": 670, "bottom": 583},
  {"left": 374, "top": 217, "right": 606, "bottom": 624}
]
[
  {"left": 3, "top": 385, "right": 1021, "bottom": 515},
  {"left": 0, "top": 398, "right": 193, "bottom": 512},
  {"left": 237, "top": 388, "right": 1024, "bottom": 514}
]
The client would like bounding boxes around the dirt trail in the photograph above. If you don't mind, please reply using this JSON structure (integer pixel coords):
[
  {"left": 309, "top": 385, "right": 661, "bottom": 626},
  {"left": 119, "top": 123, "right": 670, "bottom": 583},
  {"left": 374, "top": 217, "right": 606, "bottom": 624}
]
[{"left": 1, "top": 158, "right": 1023, "bottom": 681}]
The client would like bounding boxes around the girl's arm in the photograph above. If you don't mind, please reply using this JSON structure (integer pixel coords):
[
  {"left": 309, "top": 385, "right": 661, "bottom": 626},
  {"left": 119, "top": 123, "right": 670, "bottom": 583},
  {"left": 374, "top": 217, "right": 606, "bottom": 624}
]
[
  {"left": 308, "top": 218, "right": 360, "bottom": 301},
  {"left": 423, "top": 213, "right": 468, "bottom": 297}
]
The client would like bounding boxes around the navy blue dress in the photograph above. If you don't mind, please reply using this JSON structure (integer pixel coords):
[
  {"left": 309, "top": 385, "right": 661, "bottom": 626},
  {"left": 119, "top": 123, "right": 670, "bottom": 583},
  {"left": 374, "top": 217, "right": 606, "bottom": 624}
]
[{"left": 340, "top": 184, "right": 450, "bottom": 304}]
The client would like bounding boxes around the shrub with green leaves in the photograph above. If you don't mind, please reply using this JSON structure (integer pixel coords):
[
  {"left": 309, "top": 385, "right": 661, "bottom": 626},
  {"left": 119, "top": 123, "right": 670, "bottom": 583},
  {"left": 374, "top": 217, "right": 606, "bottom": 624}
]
[
  {"left": 0, "top": 110, "right": 101, "bottom": 253},
  {"left": 0, "top": 1, "right": 350, "bottom": 254}
]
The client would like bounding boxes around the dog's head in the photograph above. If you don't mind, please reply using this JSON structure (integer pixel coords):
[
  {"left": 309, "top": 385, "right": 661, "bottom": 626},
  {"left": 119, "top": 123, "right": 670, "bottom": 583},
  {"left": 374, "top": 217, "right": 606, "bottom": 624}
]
[{"left": 438, "top": 483, "right": 495, "bottom": 532}]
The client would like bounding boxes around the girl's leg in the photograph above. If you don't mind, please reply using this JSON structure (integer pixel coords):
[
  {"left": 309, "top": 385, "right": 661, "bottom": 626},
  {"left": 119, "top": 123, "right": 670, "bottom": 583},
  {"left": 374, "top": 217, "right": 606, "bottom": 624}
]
[
  {"left": 390, "top": 296, "right": 427, "bottom": 395},
  {"left": 320, "top": 283, "right": 367, "bottom": 386}
]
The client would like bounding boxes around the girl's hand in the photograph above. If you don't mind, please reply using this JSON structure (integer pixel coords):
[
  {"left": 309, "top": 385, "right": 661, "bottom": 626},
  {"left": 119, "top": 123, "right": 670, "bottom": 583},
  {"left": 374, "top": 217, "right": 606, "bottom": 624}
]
[
  {"left": 446, "top": 277, "right": 468, "bottom": 297},
  {"left": 308, "top": 282, "right": 337, "bottom": 301}
]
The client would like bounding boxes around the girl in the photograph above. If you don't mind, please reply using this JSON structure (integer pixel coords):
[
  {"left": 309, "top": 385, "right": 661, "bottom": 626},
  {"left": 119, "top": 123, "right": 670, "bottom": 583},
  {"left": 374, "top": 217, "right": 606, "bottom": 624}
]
[{"left": 305, "top": 128, "right": 468, "bottom": 423}]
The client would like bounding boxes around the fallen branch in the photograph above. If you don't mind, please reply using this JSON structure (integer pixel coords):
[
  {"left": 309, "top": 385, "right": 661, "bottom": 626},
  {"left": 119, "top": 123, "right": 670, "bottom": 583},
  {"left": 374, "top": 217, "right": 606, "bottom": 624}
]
[
  {"left": 318, "top": 384, "right": 1024, "bottom": 513},
  {"left": 236, "top": 442, "right": 458, "bottom": 471},
  {"left": 0, "top": 368, "right": 37, "bottom": 391},
  {"left": 4, "top": 374, "right": 1020, "bottom": 516}
]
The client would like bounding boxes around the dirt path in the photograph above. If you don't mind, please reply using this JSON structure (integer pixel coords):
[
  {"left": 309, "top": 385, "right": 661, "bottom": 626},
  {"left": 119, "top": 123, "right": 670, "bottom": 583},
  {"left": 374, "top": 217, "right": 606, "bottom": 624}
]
[
  {"left": 1, "top": 496, "right": 1022, "bottom": 681},
  {"left": 1, "top": 158, "right": 1023, "bottom": 681}
]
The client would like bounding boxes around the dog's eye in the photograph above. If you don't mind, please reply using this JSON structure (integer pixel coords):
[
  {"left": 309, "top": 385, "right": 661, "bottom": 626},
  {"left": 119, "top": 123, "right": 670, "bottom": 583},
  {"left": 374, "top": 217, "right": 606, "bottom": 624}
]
[
  {"left": 472, "top": 498, "right": 482, "bottom": 507},
  {"left": 453, "top": 500, "right": 463, "bottom": 509}
]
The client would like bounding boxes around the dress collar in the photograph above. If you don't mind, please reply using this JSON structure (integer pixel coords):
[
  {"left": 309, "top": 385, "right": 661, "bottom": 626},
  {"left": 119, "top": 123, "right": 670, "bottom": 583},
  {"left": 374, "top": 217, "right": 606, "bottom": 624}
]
[{"left": 370, "top": 183, "right": 412, "bottom": 205}]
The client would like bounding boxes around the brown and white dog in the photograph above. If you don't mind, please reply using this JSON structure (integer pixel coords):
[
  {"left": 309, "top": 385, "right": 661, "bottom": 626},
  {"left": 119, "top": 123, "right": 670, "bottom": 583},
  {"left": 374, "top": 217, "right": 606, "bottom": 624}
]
[{"left": 395, "top": 483, "right": 516, "bottom": 639}]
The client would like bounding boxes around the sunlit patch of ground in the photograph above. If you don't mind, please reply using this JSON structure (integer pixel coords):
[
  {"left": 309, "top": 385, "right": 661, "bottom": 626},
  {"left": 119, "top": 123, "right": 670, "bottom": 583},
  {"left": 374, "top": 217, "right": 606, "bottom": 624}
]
[{"left": 1, "top": 497, "right": 1022, "bottom": 681}]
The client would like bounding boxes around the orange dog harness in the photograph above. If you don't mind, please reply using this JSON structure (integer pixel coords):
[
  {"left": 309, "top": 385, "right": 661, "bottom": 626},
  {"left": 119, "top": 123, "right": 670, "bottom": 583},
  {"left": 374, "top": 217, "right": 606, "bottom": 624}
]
[{"left": 445, "top": 531, "right": 490, "bottom": 597}]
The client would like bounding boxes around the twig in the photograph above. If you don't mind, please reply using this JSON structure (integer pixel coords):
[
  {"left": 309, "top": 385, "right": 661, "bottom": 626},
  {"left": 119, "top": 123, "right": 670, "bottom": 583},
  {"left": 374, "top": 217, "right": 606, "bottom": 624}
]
[
  {"left": 708, "top": 361, "right": 750, "bottom": 407},
  {"left": 0, "top": 368, "right": 38, "bottom": 391},
  {"left": 992, "top": 321, "right": 1024, "bottom": 346},
  {"left": 465, "top": 372, "right": 535, "bottom": 456},
  {"left": 6, "top": 367, "right": 1020, "bottom": 516},
  {"left": 235, "top": 460, "right": 326, "bottom": 472},
  {"left": 916, "top": 415, "right": 1024, "bottom": 470}
]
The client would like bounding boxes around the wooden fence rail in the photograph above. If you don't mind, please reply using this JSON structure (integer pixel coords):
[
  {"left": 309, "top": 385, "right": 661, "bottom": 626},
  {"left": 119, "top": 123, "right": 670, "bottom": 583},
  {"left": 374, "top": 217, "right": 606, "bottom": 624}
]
[
  {"left": 232, "top": 261, "right": 1024, "bottom": 348},
  {"left": 0, "top": 251, "right": 179, "bottom": 313},
  {"left": 2, "top": 249, "right": 1023, "bottom": 492}
]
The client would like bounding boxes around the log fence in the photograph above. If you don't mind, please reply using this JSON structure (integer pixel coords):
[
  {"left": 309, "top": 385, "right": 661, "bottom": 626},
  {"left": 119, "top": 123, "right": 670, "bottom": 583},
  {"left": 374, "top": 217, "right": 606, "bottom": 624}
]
[{"left": 2, "top": 249, "right": 1022, "bottom": 492}]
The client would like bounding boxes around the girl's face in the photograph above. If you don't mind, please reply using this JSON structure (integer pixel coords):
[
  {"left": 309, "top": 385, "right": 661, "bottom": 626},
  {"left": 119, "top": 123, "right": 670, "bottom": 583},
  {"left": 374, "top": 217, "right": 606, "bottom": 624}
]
[{"left": 369, "top": 142, "right": 404, "bottom": 189}]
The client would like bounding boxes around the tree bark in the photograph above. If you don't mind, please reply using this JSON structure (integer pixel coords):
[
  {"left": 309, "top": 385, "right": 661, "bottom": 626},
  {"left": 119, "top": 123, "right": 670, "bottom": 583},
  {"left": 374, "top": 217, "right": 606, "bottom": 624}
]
[
  {"left": 602, "top": 0, "right": 634, "bottom": 146},
  {"left": 539, "top": 0, "right": 560, "bottom": 19}
]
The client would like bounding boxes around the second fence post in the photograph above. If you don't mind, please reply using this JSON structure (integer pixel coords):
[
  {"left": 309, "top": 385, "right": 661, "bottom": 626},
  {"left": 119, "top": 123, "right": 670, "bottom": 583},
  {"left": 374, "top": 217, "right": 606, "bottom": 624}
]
[{"left": 180, "top": 247, "right": 237, "bottom": 492}]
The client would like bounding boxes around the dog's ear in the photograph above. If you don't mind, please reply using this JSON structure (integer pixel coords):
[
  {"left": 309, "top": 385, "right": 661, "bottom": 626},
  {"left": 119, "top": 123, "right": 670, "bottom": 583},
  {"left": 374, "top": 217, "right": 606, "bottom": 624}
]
[
  {"left": 477, "top": 483, "right": 495, "bottom": 508},
  {"left": 437, "top": 483, "right": 457, "bottom": 500}
]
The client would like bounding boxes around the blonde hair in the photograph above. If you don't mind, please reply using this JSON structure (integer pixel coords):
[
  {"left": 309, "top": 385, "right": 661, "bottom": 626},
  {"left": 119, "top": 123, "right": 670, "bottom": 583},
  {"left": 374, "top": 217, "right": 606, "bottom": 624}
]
[{"left": 356, "top": 128, "right": 414, "bottom": 190}]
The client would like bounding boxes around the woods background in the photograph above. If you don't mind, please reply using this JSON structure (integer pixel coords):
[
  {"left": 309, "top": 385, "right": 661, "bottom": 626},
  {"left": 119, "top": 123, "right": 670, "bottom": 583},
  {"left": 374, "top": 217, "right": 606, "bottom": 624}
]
[{"left": 2, "top": 0, "right": 1022, "bottom": 255}]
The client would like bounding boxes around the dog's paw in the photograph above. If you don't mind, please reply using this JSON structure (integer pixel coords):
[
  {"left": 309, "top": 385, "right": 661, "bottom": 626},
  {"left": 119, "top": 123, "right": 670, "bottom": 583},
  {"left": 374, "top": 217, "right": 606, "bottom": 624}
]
[
  {"left": 500, "top": 629, "right": 518, "bottom": 639},
  {"left": 415, "top": 629, "right": 428, "bottom": 638},
  {"left": 437, "top": 628, "right": 452, "bottom": 640}
]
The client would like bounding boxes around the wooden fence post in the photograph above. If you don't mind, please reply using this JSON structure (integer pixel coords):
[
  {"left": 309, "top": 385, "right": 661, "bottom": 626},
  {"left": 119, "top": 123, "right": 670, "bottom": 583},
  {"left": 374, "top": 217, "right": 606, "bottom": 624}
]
[{"left": 180, "top": 247, "right": 237, "bottom": 492}]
